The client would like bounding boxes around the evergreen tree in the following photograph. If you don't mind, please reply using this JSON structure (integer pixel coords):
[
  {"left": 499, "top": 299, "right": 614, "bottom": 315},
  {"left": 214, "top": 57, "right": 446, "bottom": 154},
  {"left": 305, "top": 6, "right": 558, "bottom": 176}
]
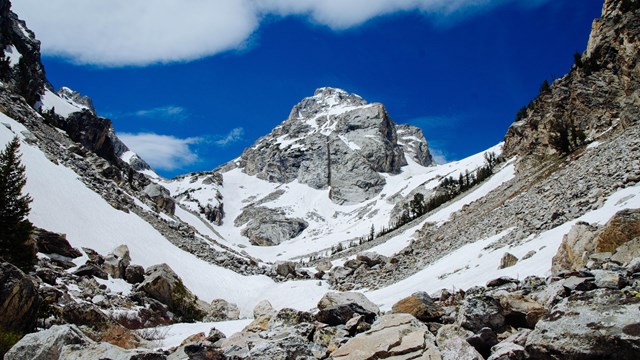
[{"left": 0, "top": 137, "right": 35, "bottom": 271}]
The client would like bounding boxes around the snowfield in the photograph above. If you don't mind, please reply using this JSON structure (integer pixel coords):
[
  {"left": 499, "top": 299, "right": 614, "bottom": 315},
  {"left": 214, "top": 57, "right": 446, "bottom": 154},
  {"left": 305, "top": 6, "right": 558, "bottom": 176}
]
[{"left": 1, "top": 113, "right": 328, "bottom": 317}]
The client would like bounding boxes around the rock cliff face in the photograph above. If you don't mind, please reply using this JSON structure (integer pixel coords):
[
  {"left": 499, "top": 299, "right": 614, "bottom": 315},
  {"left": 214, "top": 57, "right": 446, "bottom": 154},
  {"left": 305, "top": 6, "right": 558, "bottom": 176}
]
[
  {"left": 0, "top": 0, "right": 47, "bottom": 106},
  {"left": 239, "top": 87, "right": 433, "bottom": 205},
  {"left": 503, "top": 0, "right": 640, "bottom": 161}
]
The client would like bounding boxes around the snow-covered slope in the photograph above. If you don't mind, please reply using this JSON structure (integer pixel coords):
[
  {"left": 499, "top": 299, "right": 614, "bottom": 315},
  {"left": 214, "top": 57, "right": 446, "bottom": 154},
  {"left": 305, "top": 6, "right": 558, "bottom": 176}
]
[{"left": 0, "top": 112, "right": 328, "bottom": 316}]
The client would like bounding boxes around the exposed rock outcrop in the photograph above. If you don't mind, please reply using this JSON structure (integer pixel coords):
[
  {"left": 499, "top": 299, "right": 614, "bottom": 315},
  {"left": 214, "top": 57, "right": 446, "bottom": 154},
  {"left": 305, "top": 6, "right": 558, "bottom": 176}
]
[
  {"left": 238, "top": 87, "right": 433, "bottom": 204},
  {"left": 503, "top": 0, "right": 640, "bottom": 160},
  {"left": 235, "top": 206, "right": 308, "bottom": 246},
  {"left": 0, "top": 262, "right": 39, "bottom": 335},
  {"left": 143, "top": 184, "right": 176, "bottom": 215},
  {"left": 136, "top": 263, "right": 208, "bottom": 322}
]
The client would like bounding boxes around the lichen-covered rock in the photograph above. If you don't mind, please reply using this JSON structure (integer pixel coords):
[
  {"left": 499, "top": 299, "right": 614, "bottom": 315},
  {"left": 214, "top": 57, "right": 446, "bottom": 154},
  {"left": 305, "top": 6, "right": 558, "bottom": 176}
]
[
  {"left": 4, "top": 325, "right": 91, "bottom": 360},
  {"left": 525, "top": 288, "right": 640, "bottom": 359},
  {"left": 458, "top": 296, "right": 506, "bottom": 332},
  {"left": 594, "top": 209, "right": 640, "bottom": 253}
]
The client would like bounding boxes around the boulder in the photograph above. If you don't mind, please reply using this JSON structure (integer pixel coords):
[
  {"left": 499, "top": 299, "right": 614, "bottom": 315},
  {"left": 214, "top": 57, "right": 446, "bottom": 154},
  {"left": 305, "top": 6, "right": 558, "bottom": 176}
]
[
  {"left": 332, "top": 313, "right": 441, "bottom": 360},
  {"left": 356, "top": 252, "right": 388, "bottom": 267},
  {"left": 206, "top": 299, "right": 240, "bottom": 322},
  {"left": 317, "top": 291, "right": 379, "bottom": 315},
  {"left": 143, "top": 183, "right": 176, "bottom": 215},
  {"left": 499, "top": 293, "right": 546, "bottom": 329},
  {"left": 236, "top": 207, "right": 308, "bottom": 246},
  {"left": 253, "top": 300, "right": 275, "bottom": 319},
  {"left": 32, "top": 228, "right": 82, "bottom": 258},
  {"left": 562, "top": 276, "right": 595, "bottom": 292},
  {"left": 315, "top": 258, "right": 333, "bottom": 272},
  {"left": 124, "top": 264, "right": 145, "bottom": 284},
  {"left": 73, "top": 263, "right": 108, "bottom": 280},
  {"left": 4, "top": 325, "right": 91, "bottom": 360},
  {"left": 594, "top": 209, "right": 640, "bottom": 253},
  {"left": 458, "top": 296, "right": 506, "bottom": 332},
  {"left": 592, "top": 269, "right": 625, "bottom": 289},
  {"left": 0, "top": 262, "right": 39, "bottom": 335},
  {"left": 136, "top": 263, "right": 206, "bottom": 322},
  {"left": 61, "top": 302, "right": 109, "bottom": 329},
  {"left": 316, "top": 303, "right": 376, "bottom": 326},
  {"left": 525, "top": 289, "right": 640, "bottom": 359},
  {"left": 551, "top": 222, "right": 599, "bottom": 272},
  {"left": 102, "top": 244, "right": 131, "bottom": 279},
  {"left": 611, "top": 237, "right": 640, "bottom": 265},
  {"left": 391, "top": 291, "right": 444, "bottom": 322},
  {"left": 498, "top": 252, "right": 518, "bottom": 269},
  {"left": 60, "top": 341, "right": 165, "bottom": 359},
  {"left": 273, "top": 261, "right": 297, "bottom": 277}
]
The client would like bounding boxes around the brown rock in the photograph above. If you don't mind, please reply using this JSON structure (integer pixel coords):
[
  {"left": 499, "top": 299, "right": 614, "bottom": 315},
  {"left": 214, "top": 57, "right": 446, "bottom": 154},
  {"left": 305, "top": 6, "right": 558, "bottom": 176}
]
[
  {"left": 499, "top": 252, "right": 519, "bottom": 269},
  {"left": 391, "top": 292, "right": 444, "bottom": 322},
  {"left": 0, "top": 262, "right": 39, "bottom": 336}
]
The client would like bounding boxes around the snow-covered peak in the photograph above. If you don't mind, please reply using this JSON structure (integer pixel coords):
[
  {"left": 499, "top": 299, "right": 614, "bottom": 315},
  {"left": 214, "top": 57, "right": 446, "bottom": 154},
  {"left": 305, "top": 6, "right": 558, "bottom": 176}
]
[
  {"left": 56, "top": 86, "right": 96, "bottom": 115},
  {"left": 290, "top": 87, "right": 369, "bottom": 124}
]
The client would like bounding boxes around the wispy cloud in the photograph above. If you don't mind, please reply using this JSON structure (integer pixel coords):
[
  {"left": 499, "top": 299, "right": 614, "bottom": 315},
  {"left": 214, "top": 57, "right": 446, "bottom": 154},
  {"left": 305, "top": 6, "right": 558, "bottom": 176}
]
[
  {"left": 104, "top": 106, "right": 189, "bottom": 122},
  {"left": 13, "top": 0, "right": 550, "bottom": 67},
  {"left": 214, "top": 127, "right": 244, "bottom": 147},
  {"left": 134, "top": 106, "right": 188, "bottom": 121},
  {"left": 429, "top": 147, "right": 449, "bottom": 164},
  {"left": 118, "top": 132, "right": 202, "bottom": 171}
]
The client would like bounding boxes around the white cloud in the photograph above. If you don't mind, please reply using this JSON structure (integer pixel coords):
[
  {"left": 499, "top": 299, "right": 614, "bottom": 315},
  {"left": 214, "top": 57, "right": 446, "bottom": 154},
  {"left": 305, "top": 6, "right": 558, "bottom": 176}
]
[
  {"left": 119, "top": 132, "right": 202, "bottom": 171},
  {"left": 429, "top": 147, "right": 449, "bottom": 165},
  {"left": 133, "top": 106, "right": 188, "bottom": 121},
  {"left": 12, "top": 0, "right": 547, "bottom": 67},
  {"left": 214, "top": 127, "right": 244, "bottom": 147},
  {"left": 12, "top": 0, "right": 259, "bottom": 66}
]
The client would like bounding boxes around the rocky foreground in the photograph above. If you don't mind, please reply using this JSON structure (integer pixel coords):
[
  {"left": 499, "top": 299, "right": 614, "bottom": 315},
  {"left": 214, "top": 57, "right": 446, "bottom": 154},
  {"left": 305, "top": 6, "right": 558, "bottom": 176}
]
[{"left": 3, "top": 240, "right": 640, "bottom": 359}]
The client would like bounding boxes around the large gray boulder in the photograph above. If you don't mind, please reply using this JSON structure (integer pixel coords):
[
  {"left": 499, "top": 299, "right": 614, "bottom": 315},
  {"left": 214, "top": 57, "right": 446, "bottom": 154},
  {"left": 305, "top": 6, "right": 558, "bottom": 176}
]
[
  {"left": 331, "top": 313, "right": 442, "bottom": 360},
  {"left": 136, "top": 263, "right": 208, "bottom": 321},
  {"left": 525, "top": 288, "right": 640, "bottom": 359},
  {"left": 4, "top": 325, "right": 91, "bottom": 360},
  {"left": 235, "top": 206, "right": 308, "bottom": 246},
  {"left": 317, "top": 291, "right": 380, "bottom": 315}
]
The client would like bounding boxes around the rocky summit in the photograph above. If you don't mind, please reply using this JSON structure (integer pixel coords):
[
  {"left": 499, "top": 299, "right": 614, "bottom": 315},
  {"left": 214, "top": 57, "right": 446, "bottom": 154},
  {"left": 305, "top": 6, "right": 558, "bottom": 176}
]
[
  {"left": 1, "top": 0, "right": 640, "bottom": 359},
  {"left": 239, "top": 87, "right": 433, "bottom": 205}
]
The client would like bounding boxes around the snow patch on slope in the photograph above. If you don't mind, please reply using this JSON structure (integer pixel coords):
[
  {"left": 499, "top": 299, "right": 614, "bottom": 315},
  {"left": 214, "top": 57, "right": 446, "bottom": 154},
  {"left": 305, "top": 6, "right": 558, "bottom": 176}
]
[
  {"left": 366, "top": 183, "right": 640, "bottom": 310},
  {"left": 39, "top": 88, "right": 87, "bottom": 117},
  {"left": 0, "top": 112, "right": 328, "bottom": 316}
]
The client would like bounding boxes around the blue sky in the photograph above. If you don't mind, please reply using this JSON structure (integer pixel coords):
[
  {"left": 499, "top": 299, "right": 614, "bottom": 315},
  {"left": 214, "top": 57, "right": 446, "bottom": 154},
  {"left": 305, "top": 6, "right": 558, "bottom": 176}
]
[{"left": 15, "top": 0, "right": 603, "bottom": 177}]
